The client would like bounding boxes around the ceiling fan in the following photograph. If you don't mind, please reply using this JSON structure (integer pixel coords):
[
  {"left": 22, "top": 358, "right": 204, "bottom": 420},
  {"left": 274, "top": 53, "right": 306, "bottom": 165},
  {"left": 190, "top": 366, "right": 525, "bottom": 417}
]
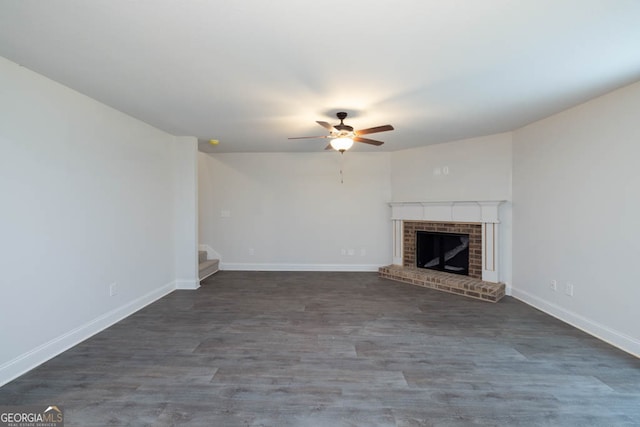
[{"left": 288, "top": 112, "right": 394, "bottom": 152}]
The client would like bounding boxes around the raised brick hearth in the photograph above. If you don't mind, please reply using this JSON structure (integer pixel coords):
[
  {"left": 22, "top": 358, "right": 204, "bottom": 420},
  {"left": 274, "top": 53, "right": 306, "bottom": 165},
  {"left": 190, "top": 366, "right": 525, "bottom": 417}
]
[{"left": 379, "top": 264, "right": 505, "bottom": 303}]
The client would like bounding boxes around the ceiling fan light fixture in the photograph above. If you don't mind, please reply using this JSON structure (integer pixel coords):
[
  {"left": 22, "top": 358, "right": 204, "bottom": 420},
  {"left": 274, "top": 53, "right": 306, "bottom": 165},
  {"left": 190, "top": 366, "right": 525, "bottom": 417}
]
[
  {"left": 288, "top": 111, "right": 393, "bottom": 151},
  {"left": 330, "top": 137, "right": 354, "bottom": 152}
]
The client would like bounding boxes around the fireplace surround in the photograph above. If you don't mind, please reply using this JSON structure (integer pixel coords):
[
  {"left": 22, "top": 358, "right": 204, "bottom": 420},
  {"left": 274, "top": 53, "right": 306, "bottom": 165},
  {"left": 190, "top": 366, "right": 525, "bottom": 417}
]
[
  {"left": 405, "top": 222, "right": 481, "bottom": 278},
  {"left": 379, "top": 201, "right": 505, "bottom": 302}
]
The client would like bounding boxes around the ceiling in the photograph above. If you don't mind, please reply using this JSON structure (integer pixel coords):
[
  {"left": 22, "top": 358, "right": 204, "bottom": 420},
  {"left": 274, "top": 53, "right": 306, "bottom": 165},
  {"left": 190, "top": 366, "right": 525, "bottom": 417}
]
[{"left": 1, "top": 1, "right": 639, "bottom": 153}]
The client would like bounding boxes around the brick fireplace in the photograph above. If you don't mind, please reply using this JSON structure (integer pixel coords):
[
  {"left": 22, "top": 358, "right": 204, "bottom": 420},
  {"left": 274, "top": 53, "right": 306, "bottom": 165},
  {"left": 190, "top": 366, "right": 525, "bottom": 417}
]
[
  {"left": 403, "top": 221, "right": 482, "bottom": 278},
  {"left": 379, "top": 201, "right": 506, "bottom": 302}
]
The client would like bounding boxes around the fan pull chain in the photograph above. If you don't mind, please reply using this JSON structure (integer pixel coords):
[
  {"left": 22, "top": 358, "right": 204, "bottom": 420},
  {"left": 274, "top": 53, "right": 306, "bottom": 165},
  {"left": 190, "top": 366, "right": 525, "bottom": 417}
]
[{"left": 339, "top": 152, "right": 344, "bottom": 184}]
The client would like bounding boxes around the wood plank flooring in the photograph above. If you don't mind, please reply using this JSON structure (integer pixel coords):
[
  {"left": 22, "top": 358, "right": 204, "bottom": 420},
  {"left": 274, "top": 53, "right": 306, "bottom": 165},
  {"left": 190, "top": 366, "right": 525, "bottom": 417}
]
[{"left": 1, "top": 271, "right": 639, "bottom": 426}]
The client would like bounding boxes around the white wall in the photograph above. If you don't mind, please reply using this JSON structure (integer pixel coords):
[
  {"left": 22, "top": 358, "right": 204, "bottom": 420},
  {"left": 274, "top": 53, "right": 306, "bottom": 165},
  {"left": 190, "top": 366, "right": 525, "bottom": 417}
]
[
  {"left": 512, "top": 80, "right": 640, "bottom": 356},
  {"left": 172, "top": 136, "right": 199, "bottom": 289},
  {"left": 390, "top": 134, "right": 513, "bottom": 286},
  {"left": 0, "top": 57, "right": 198, "bottom": 385},
  {"left": 198, "top": 152, "right": 392, "bottom": 270},
  {"left": 390, "top": 133, "right": 513, "bottom": 202}
]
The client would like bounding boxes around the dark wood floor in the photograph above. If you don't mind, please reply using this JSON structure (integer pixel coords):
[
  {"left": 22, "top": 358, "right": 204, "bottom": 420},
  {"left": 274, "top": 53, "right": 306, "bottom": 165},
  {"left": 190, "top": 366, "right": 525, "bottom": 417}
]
[{"left": 1, "top": 271, "right": 639, "bottom": 426}]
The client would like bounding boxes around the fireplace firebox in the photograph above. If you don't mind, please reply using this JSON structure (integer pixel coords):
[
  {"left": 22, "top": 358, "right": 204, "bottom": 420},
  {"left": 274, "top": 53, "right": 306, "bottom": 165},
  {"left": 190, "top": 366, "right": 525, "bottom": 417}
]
[{"left": 416, "top": 231, "right": 470, "bottom": 276}]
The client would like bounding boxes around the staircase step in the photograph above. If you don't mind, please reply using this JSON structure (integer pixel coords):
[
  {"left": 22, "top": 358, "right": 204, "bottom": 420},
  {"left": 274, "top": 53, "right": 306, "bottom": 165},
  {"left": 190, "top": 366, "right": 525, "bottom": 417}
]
[
  {"left": 198, "top": 250, "right": 208, "bottom": 263},
  {"left": 199, "top": 259, "right": 219, "bottom": 281}
]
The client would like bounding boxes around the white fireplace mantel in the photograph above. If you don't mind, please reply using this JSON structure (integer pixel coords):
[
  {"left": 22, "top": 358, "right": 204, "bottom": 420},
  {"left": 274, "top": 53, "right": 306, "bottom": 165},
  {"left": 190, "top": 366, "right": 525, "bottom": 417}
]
[
  {"left": 389, "top": 200, "right": 503, "bottom": 223},
  {"left": 389, "top": 200, "right": 505, "bottom": 283}
]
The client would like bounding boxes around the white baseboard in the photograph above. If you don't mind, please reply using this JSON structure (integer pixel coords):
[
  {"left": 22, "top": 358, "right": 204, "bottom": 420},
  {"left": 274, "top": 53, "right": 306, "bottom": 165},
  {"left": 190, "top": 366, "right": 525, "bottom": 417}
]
[
  {"left": 175, "top": 279, "right": 200, "bottom": 290},
  {"left": 504, "top": 283, "right": 513, "bottom": 296},
  {"left": 511, "top": 287, "right": 640, "bottom": 358},
  {"left": 221, "top": 262, "right": 381, "bottom": 272},
  {"left": 0, "top": 282, "right": 176, "bottom": 387}
]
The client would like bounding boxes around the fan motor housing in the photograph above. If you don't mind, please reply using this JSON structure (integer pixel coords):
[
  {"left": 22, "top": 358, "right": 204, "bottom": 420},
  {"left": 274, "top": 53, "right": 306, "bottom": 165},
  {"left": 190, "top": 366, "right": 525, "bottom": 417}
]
[{"left": 335, "top": 112, "right": 353, "bottom": 132}]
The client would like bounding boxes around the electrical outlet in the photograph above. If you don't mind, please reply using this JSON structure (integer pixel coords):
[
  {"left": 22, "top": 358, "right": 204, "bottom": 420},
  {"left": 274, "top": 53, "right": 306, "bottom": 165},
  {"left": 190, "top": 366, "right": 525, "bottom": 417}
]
[
  {"left": 565, "top": 282, "right": 574, "bottom": 296},
  {"left": 347, "top": 249, "right": 355, "bottom": 256},
  {"left": 341, "top": 248, "right": 347, "bottom": 255},
  {"left": 550, "top": 280, "right": 557, "bottom": 291},
  {"left": 109, "top": 282, "right": 117, "bottom": 297}
]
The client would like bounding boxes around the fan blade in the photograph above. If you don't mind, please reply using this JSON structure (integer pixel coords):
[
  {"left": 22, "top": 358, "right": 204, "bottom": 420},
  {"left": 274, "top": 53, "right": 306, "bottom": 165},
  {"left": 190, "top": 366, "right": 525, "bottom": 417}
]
[
  {"left": 317, "top": 121, "right": 336, "bottom": 131},
  {"left": 354, "top": 136, "right": 384, "bottom": 146},
  {"left": 288, "top": 135, "right": 329, "bottom": 139},
  {"left": 355, "top": 124, "right": 394, "bottom": 136},
  {"left": 324, "top": 143, "right": 333, "bottom": 150}
]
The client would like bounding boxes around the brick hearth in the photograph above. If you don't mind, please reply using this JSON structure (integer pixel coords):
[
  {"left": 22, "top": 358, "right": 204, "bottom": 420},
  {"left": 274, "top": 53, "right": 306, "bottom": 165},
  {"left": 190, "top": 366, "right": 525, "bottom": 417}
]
[{"left": 379, "top": 264, "right": 505, "bottom": 303}]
